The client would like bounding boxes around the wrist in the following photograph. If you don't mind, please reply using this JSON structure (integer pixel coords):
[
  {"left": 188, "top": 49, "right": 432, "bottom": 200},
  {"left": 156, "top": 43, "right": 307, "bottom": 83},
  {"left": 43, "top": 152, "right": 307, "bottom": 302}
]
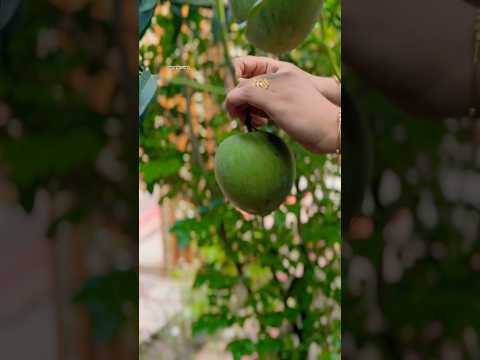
[
  {"left": 309, "top": 106, "right": 341, "bottom": 154},
  {"left": 309, "top": 75, "right": 341, "bottom": 106}
]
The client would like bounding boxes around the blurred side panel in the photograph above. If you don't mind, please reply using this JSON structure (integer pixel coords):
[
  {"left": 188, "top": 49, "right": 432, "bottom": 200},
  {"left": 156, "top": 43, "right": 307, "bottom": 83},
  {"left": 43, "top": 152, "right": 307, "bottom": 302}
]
[
  {"left": 343, "top": 1, "right": 480, "bottom": 359},
  {"left": 0, "top": 0, "right": 138, "bottom": 358}
]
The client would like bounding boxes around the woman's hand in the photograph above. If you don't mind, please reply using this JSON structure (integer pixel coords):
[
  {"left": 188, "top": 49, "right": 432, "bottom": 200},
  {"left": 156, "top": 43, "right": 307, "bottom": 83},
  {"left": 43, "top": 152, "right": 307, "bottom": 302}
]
[{"left": 224, "top": 56, "right": 340, "bottom": 154}]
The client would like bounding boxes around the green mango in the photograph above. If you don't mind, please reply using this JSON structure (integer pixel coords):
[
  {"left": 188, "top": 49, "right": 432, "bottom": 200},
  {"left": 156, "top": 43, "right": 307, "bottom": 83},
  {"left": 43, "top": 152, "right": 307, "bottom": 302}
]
[
  {"left": 214, "top": 131, "right": 296, "bottom": 216},
  {"left": 229, "top": 0, "right": 256, "bottom": 22},
  {"left": 246, "top": 0, "right": 323, "bottom": 54}
]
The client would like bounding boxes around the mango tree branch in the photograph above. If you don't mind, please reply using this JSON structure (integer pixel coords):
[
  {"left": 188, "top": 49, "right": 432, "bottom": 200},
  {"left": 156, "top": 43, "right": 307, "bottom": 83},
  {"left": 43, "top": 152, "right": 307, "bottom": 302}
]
[
  {"left": 218, "top": 219, "right": 266, "bottom": 333},
  {"left": 176, "top": 34, "right": 208, "bottom": 174},
  {"left": 214, "top": 0, "right": 253, "bottom": 131},
  {"left": 214, "top": 0, "right": 237, "bottom": 83}
]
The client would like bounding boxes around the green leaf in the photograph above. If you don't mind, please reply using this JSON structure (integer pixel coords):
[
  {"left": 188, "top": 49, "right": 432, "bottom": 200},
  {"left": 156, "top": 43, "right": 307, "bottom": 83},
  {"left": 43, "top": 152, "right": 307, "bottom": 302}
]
[
  {"left": 0, "top": 130, "right": 102, "bottom": 189},
  {"left": 257, "top": 337, "right": 283, "bottom": 356},
  {"left": 140, "top": 158, "right": 182, "bottom": 184},
  {"left": 198, "top": 198, "right": 225, "bottom": 215},
  {"left": 166, "top": 76, "right": 225, "bottom": 95},
  {"left": 227, "top": 339, "right": 256, "bottom": 360},
  {"left": 303, "top": 219, "right": 340, "bottom": 246},
  {"left": 170, "top": 218, "right": 198, "bottom": 248},
  {"left": 319, "top": 352, "right": 340, "bottom": 360},
  {"left": 193, "top": 267, "right": 238, "bottom": 289},
  {"left": 73, "top": 270, "right": 137, "bottom": 341},
  {"left": 156, "top": 8, "right": 183, "bottom": 60},
  {"left": 192, "top": 313, "right": 232, "bottom": 336},
  {"left": 139, "top": 0, "right": 157, "bottom": 38},
  {"left": 258, "top": 312, "right": 284, "bottom": 327},
  {"left": 139, "top": 69, "right": 158, "bottom": 118}
]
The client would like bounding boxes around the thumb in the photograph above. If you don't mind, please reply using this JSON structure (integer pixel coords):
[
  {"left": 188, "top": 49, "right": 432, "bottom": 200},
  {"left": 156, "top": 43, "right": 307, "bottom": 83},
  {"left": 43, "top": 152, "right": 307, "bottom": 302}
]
[{"left": 224, "top": 75, "right": 276, "bottom": 123}]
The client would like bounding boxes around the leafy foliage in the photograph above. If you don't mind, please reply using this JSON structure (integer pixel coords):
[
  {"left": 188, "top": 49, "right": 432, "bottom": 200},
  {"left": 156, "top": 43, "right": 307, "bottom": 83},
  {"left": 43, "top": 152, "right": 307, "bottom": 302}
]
[
  {"left": 139, "top": 0, "right": 159, "bottom": 38},
  {"left": 139, "top": 0, "right": 341, "bottom": 358},
  {"left": 73, "top": 270, "right": 138, "bottom": 341},
  {"left": 139, "top": 69, "right": 159, "bottom": 119},
  {"left": 0, "top": 0, "right": 138, "bottom": 346}
]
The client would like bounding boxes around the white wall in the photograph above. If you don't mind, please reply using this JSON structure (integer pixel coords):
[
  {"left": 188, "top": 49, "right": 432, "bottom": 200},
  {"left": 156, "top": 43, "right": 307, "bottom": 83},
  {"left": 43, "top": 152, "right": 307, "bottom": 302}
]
[{"left": 139, "top": 189, "right": 164, "bottom": 269}]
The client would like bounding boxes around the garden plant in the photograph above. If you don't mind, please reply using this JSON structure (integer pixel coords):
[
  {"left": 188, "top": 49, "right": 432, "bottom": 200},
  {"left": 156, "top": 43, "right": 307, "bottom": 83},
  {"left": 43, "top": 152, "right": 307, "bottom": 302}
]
[{"left": 139, "top": 0, "right": 341, "bottom": 358}]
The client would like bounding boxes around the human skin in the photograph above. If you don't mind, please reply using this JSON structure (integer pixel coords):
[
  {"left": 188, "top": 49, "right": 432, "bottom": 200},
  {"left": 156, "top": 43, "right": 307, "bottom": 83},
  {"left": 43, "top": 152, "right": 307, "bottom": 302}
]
[
  {"left": 224, "top": 2, "right": 479, "bottom": 152},
  {"left": 224, "top": 56, "right": 341, "bottom": 154},
  {"left": 343, "top": 0, "right": 479, "bottom": 118}
]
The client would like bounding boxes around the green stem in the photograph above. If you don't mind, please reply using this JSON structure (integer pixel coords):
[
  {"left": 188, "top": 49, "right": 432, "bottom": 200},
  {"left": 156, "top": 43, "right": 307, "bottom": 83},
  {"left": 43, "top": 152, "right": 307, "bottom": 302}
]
[
  {"left": 214, "top": 0, "right": 237, "bottom": 83},
  {"left": 319, "top": 13, "right": 341, "bottom": 80},
  {"left": 214, "top": 0, "right": 252, "bottom": 132}
]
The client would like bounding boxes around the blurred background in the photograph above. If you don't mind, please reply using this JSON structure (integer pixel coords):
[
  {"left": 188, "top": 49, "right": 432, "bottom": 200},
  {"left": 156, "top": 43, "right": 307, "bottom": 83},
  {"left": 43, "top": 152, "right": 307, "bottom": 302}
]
[
  {"left": 343, "top": 76, "right": 480, "bottom": 359},
  {"left": 139, "top": 0, "right": 341, "bottom": 359},
  {"left": 342, "top": 2, "right": 480, "bottom": 358},
  {"left": 0, "top": 0, "right": 138, "bottom": 358}
]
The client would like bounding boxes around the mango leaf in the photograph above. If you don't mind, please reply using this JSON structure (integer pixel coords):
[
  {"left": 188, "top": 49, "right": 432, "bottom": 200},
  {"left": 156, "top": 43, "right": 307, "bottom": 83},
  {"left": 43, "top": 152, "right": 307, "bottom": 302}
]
[
  {"left": 73, "top": 270, "right": 137, "bottom": 341},
  {"left": 0, "top": 130, "right": 102, "bottom": 189},
  {"left": 320, "top": 353, "right": 340, "bottom": 360},
  {"left": 140, "top": 158, "right": 182, "bottom": 184},
  {"left": 170, "top": 218, "right": 198, "bottom": 248},
  {"left": 192, "top": 313, "right": 233, "bottom": 336},
  {"left": 156, "top": 8, "right": 182, "bottom": 59},
  {"left": 258, "top": 312, "right": 285, "bottom": 327},
  {"left": 167, "top": 76, "right": 224, "bottom": 96},
  {"left": 302, "top": 217, "right": 340, "bottom": 246},
  {"left": 257, "top": 337, "right": 283, "bottom": 356},
  {"left": 139, "top": 0, "right": 157, "bottom": 38},
  {"left": 193, "top": 267, "right": 238, "bottom": 289},
  {"left": 227, "top": 339, "right": 256, "bottom": 360},
  {"left": 139, "top": 69, "right": 158, "bottom": 119},
  {"left": 198, "top": 198, "right": 224, "bottom": 214}
]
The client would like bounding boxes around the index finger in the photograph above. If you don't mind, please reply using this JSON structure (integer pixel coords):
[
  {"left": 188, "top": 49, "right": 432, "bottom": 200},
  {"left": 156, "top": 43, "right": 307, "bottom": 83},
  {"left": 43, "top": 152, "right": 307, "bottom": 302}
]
[
  {"left": 233, "top": 56, "right": 283, "bottom": 79},
  {"left": 224, "top": 75, "right": 278, "bottom": 124}
]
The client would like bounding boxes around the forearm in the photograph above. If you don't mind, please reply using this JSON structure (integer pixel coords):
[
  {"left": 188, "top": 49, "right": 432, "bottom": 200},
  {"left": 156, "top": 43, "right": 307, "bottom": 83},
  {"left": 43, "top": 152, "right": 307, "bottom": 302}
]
[{"left": 308, "top": 103, "right": 340, "bottom": 155}]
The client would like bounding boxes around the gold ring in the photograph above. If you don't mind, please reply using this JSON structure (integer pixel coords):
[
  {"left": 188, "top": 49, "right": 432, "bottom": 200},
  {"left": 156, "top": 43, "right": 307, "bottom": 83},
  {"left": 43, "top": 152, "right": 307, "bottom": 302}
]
[{"left": 253, "top": 78, "right": 270, "bottom": 89}]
